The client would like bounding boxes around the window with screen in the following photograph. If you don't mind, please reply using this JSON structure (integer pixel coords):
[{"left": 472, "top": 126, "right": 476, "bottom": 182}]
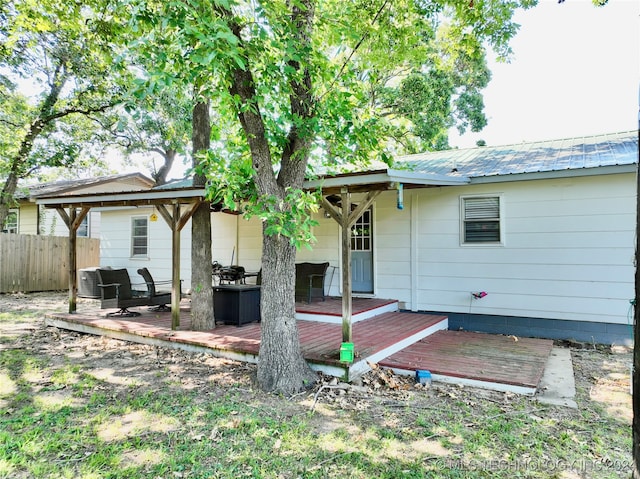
[
  {"left": 77, "top": 213, "right": 89, "bottom": 237},
  {"left": 461, "top": 196, "right": 502, "bottom": 244}
]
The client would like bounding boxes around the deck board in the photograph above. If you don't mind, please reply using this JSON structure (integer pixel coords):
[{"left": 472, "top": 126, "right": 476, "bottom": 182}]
[
  {"left": 295, "top": 297, "right": 397, "bottom": 316},
  {"left": 45, "top": 300, "right": 445, "bottom": 370},
  {"left": 379, "top": 330, "right": 553, "bottom": 388}
]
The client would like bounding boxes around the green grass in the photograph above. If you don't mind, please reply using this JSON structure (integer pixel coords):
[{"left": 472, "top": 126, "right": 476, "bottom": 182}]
[{"left": 0, "top": 309, "right": 632, "bottom": 478}]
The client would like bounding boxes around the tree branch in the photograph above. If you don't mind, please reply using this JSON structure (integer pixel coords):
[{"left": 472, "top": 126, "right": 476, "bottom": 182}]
[
  {"left": 41, "top": 102, "right": 115, "bottom": 125},
  {"left": 319, "top": 0, "right": 390, "bottom": 102},
  {"left": 150, "top": 147, "right": 167, "bottom": 156},
  {"left": 86, "top": 114, "right": 134, "bottom": 148},
  {"left": 0, "top": 118, "right": 23, "bottom": 128},
  {"left": 278, "top": 0, "right": 316, "bottom": 188},
  {"left": 223, "top": 15, "right": 276, "bottom": 196}
]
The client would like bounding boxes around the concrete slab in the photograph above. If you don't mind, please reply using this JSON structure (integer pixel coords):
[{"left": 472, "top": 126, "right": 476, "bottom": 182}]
[{"left": 535, "top": 346, "right": 577, "bottom": 408}]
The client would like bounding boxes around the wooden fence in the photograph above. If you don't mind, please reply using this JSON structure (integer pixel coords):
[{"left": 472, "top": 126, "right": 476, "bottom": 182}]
[{"left": 0, "top": 233, "right": 100, "bottom": 293}]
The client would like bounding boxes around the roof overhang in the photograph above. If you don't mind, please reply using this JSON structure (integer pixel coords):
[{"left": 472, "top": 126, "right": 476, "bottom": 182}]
[
  {"left": 36, "top": 187, "right": 207, "bottom": 209},
  {"left": 304, "top": 168, "right": 470, "bottom": 193}
]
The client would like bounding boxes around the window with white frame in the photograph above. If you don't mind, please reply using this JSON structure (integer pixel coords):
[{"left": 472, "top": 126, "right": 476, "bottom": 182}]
[
  {"left": 351, "top": 209, "right": 372, "bottom": 252},
  {"left": 2, "top": 209, "right": 18, "bottom": 233},
  {"left": 461, "top": 196, "right": 502, "bottom": 244},
  {"left": 131, "top": 216, "right": 148, "bottom": 257}
]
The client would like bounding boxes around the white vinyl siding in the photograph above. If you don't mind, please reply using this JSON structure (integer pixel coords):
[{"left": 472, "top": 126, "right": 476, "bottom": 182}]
[
  {"left": 413, "top": 174, "right": 634, "bottom": 325},
  {"left": 100, "top": 208, "right": 241, "bottom": 291},
  {"left": 96, "top": 171, "right": 635, "bottom": 328}
]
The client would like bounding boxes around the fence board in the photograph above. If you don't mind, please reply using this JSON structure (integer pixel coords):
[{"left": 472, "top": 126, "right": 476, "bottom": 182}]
[{"left": 0, "top": 233, "right": 100, "bottom": 293}]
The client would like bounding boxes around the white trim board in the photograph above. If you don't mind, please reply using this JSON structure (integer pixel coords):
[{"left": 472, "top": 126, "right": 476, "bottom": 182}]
[{"left": 295, "top": 300, "right": 399, "bottom": 324}]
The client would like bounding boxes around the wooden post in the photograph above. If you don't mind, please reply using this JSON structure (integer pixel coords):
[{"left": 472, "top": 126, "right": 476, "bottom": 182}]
[
  {"left": 68, "top": 208, "right": 77, "bottom": 314},
  {"left": 321, "top": 189, "right": 382, "bottom": 344},
  {"left": 340, "top": 187, "right": 352, "bottom": 343},
  {"left": 57, "top": 206, "right": 89, "bottom": 314},
  {"left": 171, "top": 203, "right": 181, "bottom": 330},
  {"left": 157, "top": 200, "right": 202, "bottom": 331}
]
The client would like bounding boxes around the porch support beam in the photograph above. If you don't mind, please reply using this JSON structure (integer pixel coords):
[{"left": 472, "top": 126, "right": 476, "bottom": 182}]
[
  {"left": 56, "top": 206, "right": 90, "bottom": 314},
  {"left": 340, "top": 187, "right": 352, "bottom": 343},
  {"left": 171, "top": 203, "right": 181, "bottom": 330},
  {"left": 156, "top": 199, "right": 202, "bottom": 330},
  {"left": 323, "top": 188, "right": 381, "bottom": 344}
]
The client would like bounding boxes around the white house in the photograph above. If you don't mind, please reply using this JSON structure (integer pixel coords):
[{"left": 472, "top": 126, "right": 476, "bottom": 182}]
[{"left": 42, "top": 131, "right": 638, "bottom": 344}]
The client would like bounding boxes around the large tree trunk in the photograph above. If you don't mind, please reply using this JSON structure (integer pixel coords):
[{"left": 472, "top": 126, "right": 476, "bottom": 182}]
[
  {"left": 190, "top": 100, "right": 214, "bottom": 330},
  {"left": 0, "top": 171, "right": 19, "bottom": 229},
  {"left": 153, "top": 148, "right": 176, "bottom": 186},
  {"left": 257, "top": 227, "right": 316, "bottom": 392},
  {"left": 223, "top": 0, "right": 317, "bottom": 394}
]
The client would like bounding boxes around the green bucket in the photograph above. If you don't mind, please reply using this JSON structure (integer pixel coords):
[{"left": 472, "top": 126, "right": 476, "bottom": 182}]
[{"left": 340, "top": 342, "right": 354, "bottom": 363}]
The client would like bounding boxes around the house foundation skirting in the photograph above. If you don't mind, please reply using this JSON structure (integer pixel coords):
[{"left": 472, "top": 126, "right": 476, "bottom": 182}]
[{"left": 420, "top": 311, "right": 632, "bottom": 346}]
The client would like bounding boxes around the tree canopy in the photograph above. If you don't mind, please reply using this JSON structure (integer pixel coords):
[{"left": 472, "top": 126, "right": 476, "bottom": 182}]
[
  {"left": 119, "top": 0, "right": 537, "bottom": 394},
  {"left": 0, "top": 0, "right": 125, "bottom": 224}
]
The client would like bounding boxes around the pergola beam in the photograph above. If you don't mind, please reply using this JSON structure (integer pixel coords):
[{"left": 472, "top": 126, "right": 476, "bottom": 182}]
[
  {"left": 156, "top": 199, "right": 203, "bottom": 330},
  {"left": 43, "top": 190, "right": 207, "bottom": 324}
]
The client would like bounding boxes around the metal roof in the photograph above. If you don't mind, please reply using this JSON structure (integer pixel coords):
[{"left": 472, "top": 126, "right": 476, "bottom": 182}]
[
  {"left": 17, "top": 173, "right": 154, "bottom": 200},
  {"left": 153, "top": 178, "right": 195, "bottom": 190},
  {"left": 394, "top": 131, "right": 638, "bottom": 180}
]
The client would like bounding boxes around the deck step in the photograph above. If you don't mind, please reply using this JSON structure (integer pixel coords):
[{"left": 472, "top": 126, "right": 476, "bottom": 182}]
[{"left": 295, "top": 297, "right": 399, "bottom": 323}]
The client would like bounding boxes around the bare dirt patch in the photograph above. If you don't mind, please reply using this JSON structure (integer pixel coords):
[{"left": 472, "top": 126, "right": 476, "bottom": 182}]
[{"left": 0, "top": 291, "right": 632, "bottom": 418}]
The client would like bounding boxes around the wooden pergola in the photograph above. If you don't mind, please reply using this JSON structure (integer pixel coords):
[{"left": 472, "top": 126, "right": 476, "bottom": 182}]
[
  {"left": 306, "top": 168, "right": 469, "bottom": 343},
  {"left": 36, "top": 186, "right": 207, "bottom": 330},
  {"left": 37, "top": 168, "right": 467, "bottom": 340}
]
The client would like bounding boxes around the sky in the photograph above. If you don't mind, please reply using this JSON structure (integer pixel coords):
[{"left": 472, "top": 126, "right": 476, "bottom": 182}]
[{"left": 449, "top": 0, "right": 640, "bottom": 149}]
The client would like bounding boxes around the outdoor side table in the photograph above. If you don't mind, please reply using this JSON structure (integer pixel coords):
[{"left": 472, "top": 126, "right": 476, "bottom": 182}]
[{"left": 213, "top": 284, "right": 261, "bottom": 326}]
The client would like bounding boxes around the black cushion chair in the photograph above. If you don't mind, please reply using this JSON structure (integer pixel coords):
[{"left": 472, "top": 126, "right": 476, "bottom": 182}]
[
  {"left": 95, "top": 268, "right": 151, "bottom": 317},
  {"left": 295, "top": 262, "right": 329, "bottom": 303},
  {"left": 137, "top": 268, "right": 174, "bottom": 311}
]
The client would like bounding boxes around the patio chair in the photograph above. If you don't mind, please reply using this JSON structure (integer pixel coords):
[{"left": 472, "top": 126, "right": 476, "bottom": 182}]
[
  {"left": 295, "top": 262, "right": 329, "bottom": 303},
  {"left": 95, "top": 268, "right": 151, "bottom": 317},
  {"left": 136, "top": 268, "right": 174, "bottom": 312}
]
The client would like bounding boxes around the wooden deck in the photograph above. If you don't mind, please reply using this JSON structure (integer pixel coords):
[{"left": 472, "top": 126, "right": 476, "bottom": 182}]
[
  {"left": 45, "top": 298, "right": 447, "bottom": 380},
  {"left": 379, "top": 330, "right": 554, "bottom": 395},
  {"left": 45, "top": 297, "right": 554, "bottom": 392}
]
